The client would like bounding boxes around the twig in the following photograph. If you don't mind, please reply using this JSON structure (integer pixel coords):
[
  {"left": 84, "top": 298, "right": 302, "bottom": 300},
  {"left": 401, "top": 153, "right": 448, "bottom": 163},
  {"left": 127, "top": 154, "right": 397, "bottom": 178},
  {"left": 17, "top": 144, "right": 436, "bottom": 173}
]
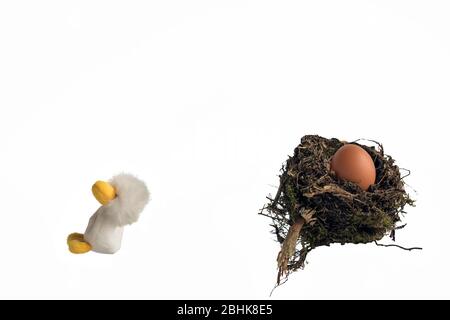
[
  {"left": 374, "top": 241, "right": 422, "bottom": 251},
  {"left": 269, "top": 276, "right": 288, "bottom": 297},
  {"left": 400, "top": 168, "right": 411, "bottom": 179},
  {"left": 352, "top": 138, "right": 384, "bottom": 153},
  {"left": 258, "top": 211, "right": 284, "bottom": 221},
  {"left": 270, "top": 175, "right": 286, "bottom": 209},
  {"left": 395, "top": 224, "right": 407, "bottom": 230}
]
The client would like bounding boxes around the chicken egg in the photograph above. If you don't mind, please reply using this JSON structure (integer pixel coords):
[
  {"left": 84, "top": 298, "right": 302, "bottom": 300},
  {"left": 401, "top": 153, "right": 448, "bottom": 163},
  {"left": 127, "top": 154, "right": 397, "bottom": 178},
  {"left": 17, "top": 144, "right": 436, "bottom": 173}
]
[{"left": 330, "top": 144, "right": 376, "bottom": 191}]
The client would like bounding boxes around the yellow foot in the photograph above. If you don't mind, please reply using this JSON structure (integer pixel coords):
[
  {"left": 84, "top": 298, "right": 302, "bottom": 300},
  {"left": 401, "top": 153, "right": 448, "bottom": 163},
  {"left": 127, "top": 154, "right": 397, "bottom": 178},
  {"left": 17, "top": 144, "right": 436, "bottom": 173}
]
[
  {"left": 67, "top": 233, "right": 92, "bottom": 254},
  {"left": 67, "top": 232, "right": 84, "bottom": 244}
]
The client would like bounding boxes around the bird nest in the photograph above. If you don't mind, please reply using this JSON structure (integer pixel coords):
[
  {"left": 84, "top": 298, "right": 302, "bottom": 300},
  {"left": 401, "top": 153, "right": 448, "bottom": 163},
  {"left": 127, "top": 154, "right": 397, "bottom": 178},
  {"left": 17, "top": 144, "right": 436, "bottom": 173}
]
[{"left": 260, "top": 135, "right": 418, "bottom": 285}]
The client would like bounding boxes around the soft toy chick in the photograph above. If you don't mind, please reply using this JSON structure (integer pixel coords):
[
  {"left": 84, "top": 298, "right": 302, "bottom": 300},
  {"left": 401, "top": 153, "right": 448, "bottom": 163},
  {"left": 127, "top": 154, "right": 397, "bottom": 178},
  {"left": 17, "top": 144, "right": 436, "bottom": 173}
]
[{"left": 67, "top": 173, "right": 150, "bottom": 254}]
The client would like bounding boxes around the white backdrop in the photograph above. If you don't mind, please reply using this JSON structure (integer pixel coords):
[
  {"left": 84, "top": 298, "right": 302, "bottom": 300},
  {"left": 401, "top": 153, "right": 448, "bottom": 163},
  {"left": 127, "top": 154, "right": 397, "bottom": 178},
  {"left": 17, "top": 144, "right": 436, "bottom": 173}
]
[{"left": 0, "top": 1, "right": 449, "bottom": 299}]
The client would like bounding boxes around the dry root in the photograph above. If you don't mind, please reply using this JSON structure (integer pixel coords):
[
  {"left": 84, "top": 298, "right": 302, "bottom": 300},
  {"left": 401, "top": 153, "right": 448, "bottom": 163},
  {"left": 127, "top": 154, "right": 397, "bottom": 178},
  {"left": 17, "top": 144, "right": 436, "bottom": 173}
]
[{"left": 277, "top": 209, "right": 315, "bottom": 284}]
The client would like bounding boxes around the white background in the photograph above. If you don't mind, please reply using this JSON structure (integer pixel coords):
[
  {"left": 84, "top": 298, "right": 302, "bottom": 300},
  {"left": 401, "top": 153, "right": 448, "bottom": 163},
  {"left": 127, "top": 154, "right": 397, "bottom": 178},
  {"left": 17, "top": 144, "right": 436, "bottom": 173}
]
[{"left": 0, "top": 1, "right": 449, "bottom": 299}]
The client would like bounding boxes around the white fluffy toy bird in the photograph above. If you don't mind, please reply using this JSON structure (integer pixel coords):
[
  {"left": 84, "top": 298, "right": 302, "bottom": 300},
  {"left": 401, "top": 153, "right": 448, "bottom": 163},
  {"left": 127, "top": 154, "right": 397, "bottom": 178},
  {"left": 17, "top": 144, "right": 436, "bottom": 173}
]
[{"left": 67, "top": 173, "right": 150, "bottom": 254}]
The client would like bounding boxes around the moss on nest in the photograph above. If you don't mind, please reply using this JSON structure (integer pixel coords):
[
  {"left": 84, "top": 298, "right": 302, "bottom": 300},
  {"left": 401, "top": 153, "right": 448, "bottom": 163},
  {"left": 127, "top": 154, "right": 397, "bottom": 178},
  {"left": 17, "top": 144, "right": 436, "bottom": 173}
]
[{"left": 260, "top": 135, "right": 416, "bottom": 283}]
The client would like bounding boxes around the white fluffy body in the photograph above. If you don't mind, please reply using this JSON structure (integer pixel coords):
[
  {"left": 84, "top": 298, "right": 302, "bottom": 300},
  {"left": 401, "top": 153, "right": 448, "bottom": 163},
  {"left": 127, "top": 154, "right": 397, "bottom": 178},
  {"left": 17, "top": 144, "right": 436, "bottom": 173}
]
[
  {"left": 84, "top": 173, "right": 150, "bottom": 254},
  {"left": 107, "top": 173, "right": 150, "bottom": 226}
]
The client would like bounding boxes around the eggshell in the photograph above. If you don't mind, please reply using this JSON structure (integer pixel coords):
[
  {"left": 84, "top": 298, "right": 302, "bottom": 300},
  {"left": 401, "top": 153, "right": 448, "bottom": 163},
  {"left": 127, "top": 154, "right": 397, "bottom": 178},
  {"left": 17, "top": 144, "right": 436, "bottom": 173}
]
[{"left": 330, "top": 144, "right": 376, "bottom": 191}]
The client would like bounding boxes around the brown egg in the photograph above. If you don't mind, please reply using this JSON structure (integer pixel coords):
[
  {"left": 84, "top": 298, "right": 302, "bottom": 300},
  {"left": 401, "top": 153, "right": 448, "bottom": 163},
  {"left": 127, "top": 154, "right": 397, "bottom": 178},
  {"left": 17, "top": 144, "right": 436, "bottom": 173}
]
[{"left": 330, "top": 144, "right": 376, "bottom": 191}]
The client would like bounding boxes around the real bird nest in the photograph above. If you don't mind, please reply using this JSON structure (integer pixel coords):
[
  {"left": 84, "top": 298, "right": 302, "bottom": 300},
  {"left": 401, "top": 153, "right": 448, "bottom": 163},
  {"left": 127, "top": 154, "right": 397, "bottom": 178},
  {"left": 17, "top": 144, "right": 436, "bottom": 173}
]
[{"left": 260, "top": 135, "right": 418, "bottom": 285}]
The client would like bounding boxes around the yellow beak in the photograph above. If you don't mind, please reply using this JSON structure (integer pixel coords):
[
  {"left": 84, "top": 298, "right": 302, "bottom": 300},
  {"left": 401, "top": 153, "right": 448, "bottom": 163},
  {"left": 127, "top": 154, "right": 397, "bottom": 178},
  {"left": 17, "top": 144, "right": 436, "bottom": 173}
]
[{"left": 92, "top": 180, "right": 116, "bottom": 205}]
